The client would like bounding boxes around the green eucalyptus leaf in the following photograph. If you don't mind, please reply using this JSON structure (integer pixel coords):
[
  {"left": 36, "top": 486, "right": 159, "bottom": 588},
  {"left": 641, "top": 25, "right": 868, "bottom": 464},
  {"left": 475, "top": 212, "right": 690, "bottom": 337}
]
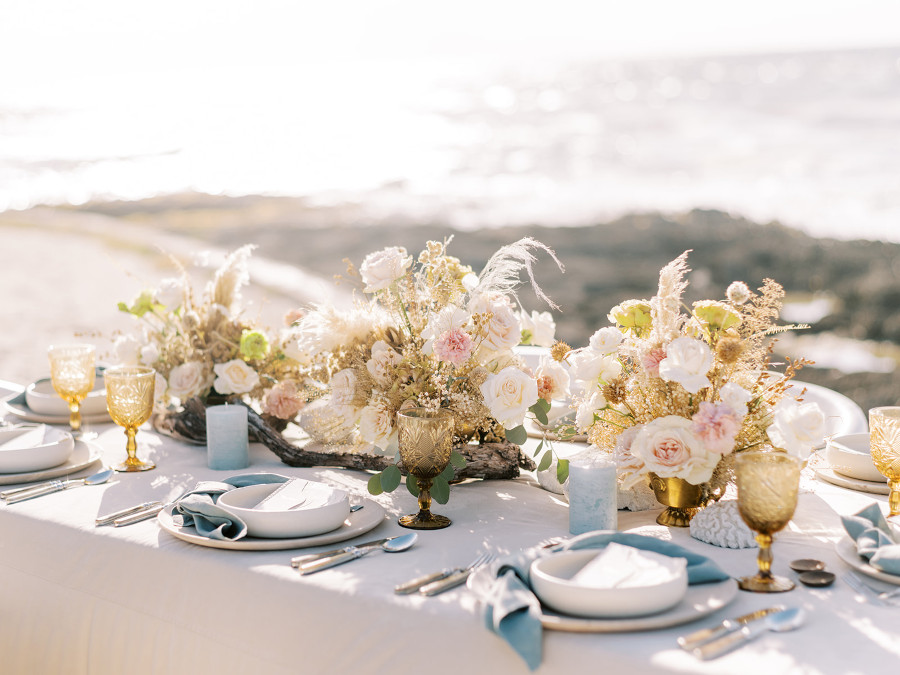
[
  {"left": 535, "top": 398, "right": 551, "bottom": 414},
  {"left": 505, "top": 425, "right": 527, "bottom": 445},
  {"left": 533, "top": 405, "right": 549, "bottom": 426},
  {"left": 533, "top": 439, "right": 544, "bottom": 458},
  {"left": 556, "top": 458, "right": 569, "bottom": 484},
  {"left": 431, "top": 477, "right": 451, "bottom": 505},
  {"left": 537, "top": 451, "right": 553, "bottom": 472},
  {"left": 406, "top": 476, "right": 420, "bottom": 497},
  {"left": 449, "top": 449, "right": 467, "bottom": 468},
  {"left": 367, "top": 473, "right": 384, "bottom": 496},
  {"left": 381, "top": 465, "right": 402, "bottom": 492},
  {"left": 439, "top": 463, "right": 456, "bottom": 481}
]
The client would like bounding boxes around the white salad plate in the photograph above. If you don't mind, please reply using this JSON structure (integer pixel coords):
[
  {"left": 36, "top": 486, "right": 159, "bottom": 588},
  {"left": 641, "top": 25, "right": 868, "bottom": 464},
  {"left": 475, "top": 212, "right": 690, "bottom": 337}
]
[
  {"left": 0, "top": 439, "right": 102, "bottom": 485},
  {"left": 814, "top": 468, "right": 889, "bottom": 496},
  {"left": 836, "top": 536, "right": 900, "bottom": 586},
  {"left": 2, "top": 391, "right": 111, "bottom": 425},
  {"left": 25, "top": 377, "right": 108, "bottom": 417},
  {"left": 824, "top": 433, "right": 883, "bottom": 482},
  {"left": 0, "top": 425, "right": 75, "bottom": 473},
  {"left": 157, "top": 497, "right": 386, "bottom": 551}
]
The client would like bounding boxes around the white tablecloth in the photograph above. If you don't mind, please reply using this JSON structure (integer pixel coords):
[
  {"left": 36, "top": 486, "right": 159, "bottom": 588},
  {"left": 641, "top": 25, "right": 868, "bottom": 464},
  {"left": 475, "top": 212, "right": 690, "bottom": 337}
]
[{"left": 0, "top": 394, "right": 893, "bottom": 675}]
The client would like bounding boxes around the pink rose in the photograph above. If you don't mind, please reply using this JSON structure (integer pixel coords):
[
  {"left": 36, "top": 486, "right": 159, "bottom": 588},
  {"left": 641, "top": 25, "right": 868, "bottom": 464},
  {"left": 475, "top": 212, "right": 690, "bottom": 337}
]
[
  {"left": 262, "top": 380, "right": 306, "bottom": 420},
  {"left": 434, "top": 328, "right": 474, "bottom": 367},
  {"left": 691, "top": 401, "right": 741, "bottom": 455},
  {"left": 631, "top": 415, "right": 720, "bottom": 484}
]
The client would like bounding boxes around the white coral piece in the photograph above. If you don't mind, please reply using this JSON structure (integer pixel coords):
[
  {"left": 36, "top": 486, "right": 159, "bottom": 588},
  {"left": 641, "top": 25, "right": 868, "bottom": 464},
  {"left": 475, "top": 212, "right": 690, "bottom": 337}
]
[{"left": 690, "top": 500, "right": 758, "bottom": 549}]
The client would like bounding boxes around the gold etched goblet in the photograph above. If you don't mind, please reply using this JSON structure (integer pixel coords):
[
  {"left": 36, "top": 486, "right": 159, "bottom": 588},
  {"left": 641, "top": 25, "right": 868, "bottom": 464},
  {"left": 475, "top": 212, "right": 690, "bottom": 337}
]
[
  {"left": 397, "top": 407, "right": 455, "bottom": 530},
  {"left": 48, "top": 343, "right": 96, "bottom": 432},
  {"left": 104, "top": 366, "right": 156, "bottom": 472},
  {"left": 735, "top": 449, "right": 801, "bottom": 592},
  {"left": 870, "top": 407, "right": 900, "bottom": 516}
]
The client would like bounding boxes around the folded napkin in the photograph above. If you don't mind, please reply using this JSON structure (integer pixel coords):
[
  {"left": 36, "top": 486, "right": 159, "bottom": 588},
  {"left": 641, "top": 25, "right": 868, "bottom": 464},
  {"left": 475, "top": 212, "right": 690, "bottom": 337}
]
[
  {"left": 479, "top": 531, "right": 730, "bottom": 671},
  {"left": 841, "top": 503, "right": 900, "bottom": 575},
  {"left": 173, "top": 473, "right": 289, "bottom": 541}
]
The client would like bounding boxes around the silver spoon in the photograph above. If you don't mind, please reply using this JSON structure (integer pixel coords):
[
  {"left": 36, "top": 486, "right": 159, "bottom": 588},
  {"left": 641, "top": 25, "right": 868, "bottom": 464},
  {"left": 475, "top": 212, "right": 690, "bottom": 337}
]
[
  {"left": 298, "top": 532, "right": 418, "bottom": 575},
  {"left": 2, "top": 467, "right": 114, "bottom": 504},
  {"left": 693, "top": 607, "right": 806, "bottom": 660}
]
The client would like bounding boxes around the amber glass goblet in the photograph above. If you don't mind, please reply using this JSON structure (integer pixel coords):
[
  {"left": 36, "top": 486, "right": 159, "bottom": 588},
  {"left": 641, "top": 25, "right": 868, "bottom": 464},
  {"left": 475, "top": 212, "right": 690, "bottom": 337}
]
[
  {"left": 735, "top": 450, "right": 801, "bottom": 592},
  {"left": 397, "top": 408, "right": 455, "bottom": 530},
  {"left": 105, "top": 366, "right": 156, "bottom": 472},
  {"left": 870, "top": 407, "right": 900, "bottom": 517},
  {"left": 48, "top": 343, "right": 96, "bottom": 432}
]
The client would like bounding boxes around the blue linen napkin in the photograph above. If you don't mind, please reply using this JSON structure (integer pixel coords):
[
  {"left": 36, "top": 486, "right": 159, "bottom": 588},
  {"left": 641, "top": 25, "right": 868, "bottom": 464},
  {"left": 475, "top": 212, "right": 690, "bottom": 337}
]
[
  {"left": 173, "top": 473, "right": 289, "bottom": 541},
  {"left": 840, "top": 503, "right": 900, "bottom": 575},
  {"left": 481, "top": 531, "right": 731, "bottom": 671}
]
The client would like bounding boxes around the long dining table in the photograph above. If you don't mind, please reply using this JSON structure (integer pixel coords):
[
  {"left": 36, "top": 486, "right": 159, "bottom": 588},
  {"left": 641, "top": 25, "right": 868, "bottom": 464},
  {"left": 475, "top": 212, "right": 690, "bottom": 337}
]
[{"left": 1, "top": 379, "right": 896, "bottom": 675}]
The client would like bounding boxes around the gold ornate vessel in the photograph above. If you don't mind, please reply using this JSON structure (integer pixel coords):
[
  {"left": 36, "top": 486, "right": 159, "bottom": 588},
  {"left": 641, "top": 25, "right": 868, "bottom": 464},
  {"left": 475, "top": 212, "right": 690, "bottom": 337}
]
[{"left": 648, "top": 474, "right": 715, "bottom": 527}]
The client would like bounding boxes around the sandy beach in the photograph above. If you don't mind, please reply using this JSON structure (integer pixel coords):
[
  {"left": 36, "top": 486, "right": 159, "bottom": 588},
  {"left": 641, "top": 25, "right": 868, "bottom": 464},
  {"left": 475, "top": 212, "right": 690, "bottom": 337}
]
[{"left": 0, "top": 207, "right": 333, "bottom": 388}]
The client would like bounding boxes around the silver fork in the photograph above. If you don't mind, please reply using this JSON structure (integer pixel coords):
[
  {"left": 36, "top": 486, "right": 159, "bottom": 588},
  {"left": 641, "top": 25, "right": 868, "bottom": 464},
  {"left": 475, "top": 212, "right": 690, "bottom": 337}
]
[
  {"left": 395, "top": 552, "right": 492, "bottom": 595},
  {"left": 843, "top": 572, "right": 900, "bottom": 606}
]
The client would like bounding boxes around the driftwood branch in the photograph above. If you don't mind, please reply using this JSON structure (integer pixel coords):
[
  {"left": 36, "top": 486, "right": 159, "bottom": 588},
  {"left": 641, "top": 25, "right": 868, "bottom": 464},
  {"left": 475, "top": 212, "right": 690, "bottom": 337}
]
[{"left": 155, "top": 398, "right": 536, "bottom": 481}]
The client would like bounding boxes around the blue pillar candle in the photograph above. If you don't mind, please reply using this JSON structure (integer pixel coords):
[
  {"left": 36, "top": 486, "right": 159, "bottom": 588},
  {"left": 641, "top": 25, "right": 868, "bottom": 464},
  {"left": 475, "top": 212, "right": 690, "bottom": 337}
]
[
  {"left": 568, "top": 456, "right": 617, "bottom": 535},
  {"left": 206, "top": 404, "right": 250, "bottom": 470}
]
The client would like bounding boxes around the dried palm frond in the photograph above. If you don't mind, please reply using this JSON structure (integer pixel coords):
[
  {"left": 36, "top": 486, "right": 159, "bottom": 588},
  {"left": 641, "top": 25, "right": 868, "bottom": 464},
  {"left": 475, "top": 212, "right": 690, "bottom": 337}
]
[{"left": 472, "top": 237, "right": 564, "bottom": 309}]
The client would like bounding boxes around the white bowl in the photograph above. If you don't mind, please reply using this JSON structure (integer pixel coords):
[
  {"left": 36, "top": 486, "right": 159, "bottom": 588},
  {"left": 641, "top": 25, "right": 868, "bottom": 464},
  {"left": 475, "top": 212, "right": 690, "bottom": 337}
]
[
  {"left": 825, "top": 433, "right": 884, "bottom": 482},
  {"left": 530, "top": 549, "right": 688, "bottom": 619},
  {"left": 217, "top": 482, "right": 349, "bottom": 539},
  {"left": 26, "top": 377, "right": 107, "bottom": 417},
  {"left": 0, "top": 425, "right": 75, "bottom": 473}
]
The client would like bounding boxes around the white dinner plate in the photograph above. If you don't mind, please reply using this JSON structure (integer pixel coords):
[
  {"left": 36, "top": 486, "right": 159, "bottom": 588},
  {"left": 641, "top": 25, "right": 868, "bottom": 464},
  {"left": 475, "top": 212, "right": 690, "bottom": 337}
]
[
  {"left": 836, "top": 536, "right": 900, "bottom": 586},
  {"left": 0, "top": 439, "right": 102, "bottom": 485},
  {"left": 815, "top": 468, "right": 890, "bottom": 495},
  {"left": 2, "top": 391, "right": 111, "bottom": 425},
  {"left": 157, "top": 497, "right": 386, "bottom": 551}
]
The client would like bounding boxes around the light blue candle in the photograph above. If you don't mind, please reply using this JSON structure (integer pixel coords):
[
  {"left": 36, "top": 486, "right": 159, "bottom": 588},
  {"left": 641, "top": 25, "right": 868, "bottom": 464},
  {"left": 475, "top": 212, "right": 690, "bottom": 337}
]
[
  {"left": 568, "top": 456, "right": 617, "bottom": 535},
  {"left": 206, "top": 404, "right": 250, "bottom": 470}
]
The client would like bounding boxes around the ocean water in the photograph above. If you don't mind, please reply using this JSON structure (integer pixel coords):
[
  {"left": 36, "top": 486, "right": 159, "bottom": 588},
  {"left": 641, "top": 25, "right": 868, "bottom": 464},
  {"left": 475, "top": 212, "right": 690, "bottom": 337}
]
[{"left": 2, "top": 36, "right": 899, "bottom": 242}]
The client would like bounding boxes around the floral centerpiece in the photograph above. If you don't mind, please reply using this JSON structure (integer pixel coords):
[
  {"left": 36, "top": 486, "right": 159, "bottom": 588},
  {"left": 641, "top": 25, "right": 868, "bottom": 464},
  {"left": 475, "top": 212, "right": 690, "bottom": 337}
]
[
  {"left": 567, "top": 251, "right": 825, "bottom": 523},
  {"left": 287, "top": 237, "right": 565, "bottom": 503},
  {"left": 114, "top": 245, "right": 306, "bottom": 426}
]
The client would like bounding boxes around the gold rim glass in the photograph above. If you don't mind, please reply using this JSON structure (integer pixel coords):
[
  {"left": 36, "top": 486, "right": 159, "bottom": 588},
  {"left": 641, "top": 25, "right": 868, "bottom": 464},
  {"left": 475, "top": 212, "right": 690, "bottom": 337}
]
[
  {"left": 397, "top": 407, "right": 455, "bottom": 530},
  {"left": 735, "top": 449, "right": 801, "bottom": 593},
  {"left": 870, "top": 407, "right": 900, "bottom": 516},
  {"left": 105, "top": 366, "right": 156, "bottom": 472},
  {"left": 48, "top": 343, "right": 96, "bottom": 432}
]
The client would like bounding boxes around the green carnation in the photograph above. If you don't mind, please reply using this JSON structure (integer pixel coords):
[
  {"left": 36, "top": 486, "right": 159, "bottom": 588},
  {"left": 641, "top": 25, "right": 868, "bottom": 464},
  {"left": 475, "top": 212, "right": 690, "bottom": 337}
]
[{"left": 239, "top": 329, "right": 270, "bottom": 360}]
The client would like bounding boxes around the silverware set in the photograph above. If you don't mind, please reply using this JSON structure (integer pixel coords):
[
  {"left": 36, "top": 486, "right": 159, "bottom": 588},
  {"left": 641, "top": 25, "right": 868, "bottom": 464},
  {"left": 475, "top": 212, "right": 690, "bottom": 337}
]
[
  {"left": 394, "top": 552, "right": 493, "bottom": 596},
  {"left": 843, "top": 571, "right": 900, "bottom": 606},
  {"left": 1, "top": 467, "right": 114, "bottom": 503}
]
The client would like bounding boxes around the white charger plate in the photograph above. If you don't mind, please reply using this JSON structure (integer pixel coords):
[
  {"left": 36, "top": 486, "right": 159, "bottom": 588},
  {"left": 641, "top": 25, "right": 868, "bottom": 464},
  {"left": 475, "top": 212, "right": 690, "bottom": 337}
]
[
  {"left": 0, "top": 439, "right": 102, "bottom": 485},
  {"left": 815, "top": 468, "right": 889, "bottom": 495},
  {"left": 157, "top": 497, "right": 386, "bottom": 551},
  {"left": 2, "top": 391, "right": 111, "bottom": 425},
  {"left": 836, "top": 536, "right": 900, "bottom": 586},
  {"left": 468, "top": 566, "right": 738, "bottom": 633}
]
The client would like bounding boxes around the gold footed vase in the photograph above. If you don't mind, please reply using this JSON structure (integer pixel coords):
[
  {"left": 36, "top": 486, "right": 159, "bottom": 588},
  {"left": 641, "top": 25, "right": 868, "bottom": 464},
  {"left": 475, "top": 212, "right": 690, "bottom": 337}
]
[{"left": 649, "top": 474, "right": 714, "bottom": 527}]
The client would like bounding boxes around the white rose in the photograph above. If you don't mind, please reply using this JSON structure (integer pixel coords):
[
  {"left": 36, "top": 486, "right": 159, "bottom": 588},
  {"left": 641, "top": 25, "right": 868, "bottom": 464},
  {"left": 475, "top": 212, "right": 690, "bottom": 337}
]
[
  {"left": 359, "top": 246, "right": 413, "bottom": 292},
  {"left": 212, "top": 359, "right": 260, "bottom": 395},
  {"left": 658, "top": 336, "right": 713, "bottom": 394},
  {"left": 719, "top": 382, "right": 753, "bottom": 419},
  {"left": 112, "top": 334, "right": 141, "bottom": 366},
  {"left": 575, "top": 391, "right": 608, "bottom": 432},
  {"left": 167, "top": 361, "right": 212, "bottom": 400},
  {"left": 139, "top": 343, "right": 159, "bottom": 366},
  {"left": 329, "top": 368, "right": 358, "bottom": 406},
  {"left": 359, "top": 402, "right": 396, "bottom": 451},
  {"left": 630, "top": 415, "right": 720, "bottom": 485},
  {"left": 589, "top": 326, "right": 624, "bottom": 355},
  {"left": 568, "top": 348, "right": 622, "bottom": 392},
  {"left": 479, "top": 366, "right": 539, "bottom": 429},
  {"left": 767, "top": 399, "right": 827, "bottom": 460},
  {"left": 520, "top": 310, "right": 556, "bottom": 347},
  {"left": 536, "top": 357, "right": 570, "bottom": 401},
  {"left": 155, "top": 277, "right": 184, "bottom": 310},
  {"left": 366, "top": 341, "right": 401, "bottom": 385},
  {"left": 154, "top": 372, "right": 169, "bottom": 408},
  {"left": 469, "top": 293, "right": 522, "bottom": 354},
  {"left": 421, "top": 305, "right": 470, "bottom": 354}
]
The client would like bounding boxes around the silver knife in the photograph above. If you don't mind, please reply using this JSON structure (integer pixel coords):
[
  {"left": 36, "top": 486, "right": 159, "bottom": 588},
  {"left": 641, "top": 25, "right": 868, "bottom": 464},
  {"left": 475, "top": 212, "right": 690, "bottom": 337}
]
[
  {"left": 290, "top": 537, "right": 394, "bottom": 569},
  {"left": 419, "top": 568, "right": 473, "bottom": 596},
  {"left": 691, "top": 607, "right": 805, "bottom": 660},
  {"left": 95, "top": 501, "right": 163, "bottom": 526},
  {"left": 678, "top": 606, "right": 785, "bottom": 651},
  {"left": 394, "top": 569, "right": 456, "bottom": 595}
]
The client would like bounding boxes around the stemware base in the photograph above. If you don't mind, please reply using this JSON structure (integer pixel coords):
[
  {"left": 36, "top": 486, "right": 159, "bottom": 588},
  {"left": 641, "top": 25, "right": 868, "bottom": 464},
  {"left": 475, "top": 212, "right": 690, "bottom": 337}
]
[
  {"left": 738, "top": 574, "right": 795, "bottom": 593},
  {"left": 114, "top": 459, "right": 156, "bottom": 473},
  {"left": 399, "top": 511, "right": 451, "bottom": 530}
]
